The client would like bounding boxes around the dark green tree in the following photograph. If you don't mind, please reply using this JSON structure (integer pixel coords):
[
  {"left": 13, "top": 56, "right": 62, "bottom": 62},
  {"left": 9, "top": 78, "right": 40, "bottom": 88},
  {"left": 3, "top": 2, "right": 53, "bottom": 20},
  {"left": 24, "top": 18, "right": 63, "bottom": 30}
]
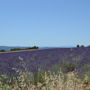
[
  {"left": 77, "top": 45, "right": 80, "bottom": 48},
  {"left": 0, "top": 49, "right": 5, "bottom": 52},
  {"left": 81, "top": 45, "right": 84, "bottom": 47}
]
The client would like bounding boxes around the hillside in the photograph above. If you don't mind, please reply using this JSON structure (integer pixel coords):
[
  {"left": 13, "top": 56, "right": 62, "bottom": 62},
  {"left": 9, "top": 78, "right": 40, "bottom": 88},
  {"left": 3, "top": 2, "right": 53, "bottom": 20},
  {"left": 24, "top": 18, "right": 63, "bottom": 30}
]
[
  {"left": 0, "top": 46, "right": 29, "bottom": 51},
  {"left": 0, "top": 47, "right": 90, "bottom": 76}
]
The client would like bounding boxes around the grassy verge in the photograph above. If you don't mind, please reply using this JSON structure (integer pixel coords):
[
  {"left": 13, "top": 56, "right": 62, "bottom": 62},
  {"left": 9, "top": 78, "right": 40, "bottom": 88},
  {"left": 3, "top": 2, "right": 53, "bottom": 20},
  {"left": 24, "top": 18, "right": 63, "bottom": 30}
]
[{"left": 0, "top": 69, "right": 90, "bottom": 90}]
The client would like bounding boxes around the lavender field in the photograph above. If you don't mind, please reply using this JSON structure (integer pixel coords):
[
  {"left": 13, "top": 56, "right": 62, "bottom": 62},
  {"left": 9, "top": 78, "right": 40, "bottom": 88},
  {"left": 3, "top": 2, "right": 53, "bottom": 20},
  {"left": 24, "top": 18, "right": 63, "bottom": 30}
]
[
  {"left": 0, "top": 47, "right": 90, "bottom": 76},
  {"left": 0, "top": 47, "right": 90, "bottom": 90}
]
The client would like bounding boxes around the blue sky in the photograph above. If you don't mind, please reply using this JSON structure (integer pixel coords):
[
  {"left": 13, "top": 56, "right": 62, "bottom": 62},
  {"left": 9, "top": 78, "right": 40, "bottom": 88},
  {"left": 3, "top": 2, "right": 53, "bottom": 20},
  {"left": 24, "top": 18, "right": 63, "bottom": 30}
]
[{"left": 0, "top": 0, "right": 90, "bottom": 47}]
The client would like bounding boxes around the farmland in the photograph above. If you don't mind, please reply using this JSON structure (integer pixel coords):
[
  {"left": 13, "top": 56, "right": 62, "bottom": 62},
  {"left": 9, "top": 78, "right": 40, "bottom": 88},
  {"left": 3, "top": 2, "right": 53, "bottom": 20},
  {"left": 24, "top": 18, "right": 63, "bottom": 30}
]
[
  {"left": 0, "top": 47, "right": 90, "bottom": 74},
  {"left": 0, "top": 47, "right": 90, "bottom": 90}
]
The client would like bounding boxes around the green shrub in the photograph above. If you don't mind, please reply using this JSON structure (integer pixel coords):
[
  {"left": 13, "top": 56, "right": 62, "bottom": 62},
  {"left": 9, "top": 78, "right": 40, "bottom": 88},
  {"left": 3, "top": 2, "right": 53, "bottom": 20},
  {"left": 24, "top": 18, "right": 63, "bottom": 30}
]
[
  {"left": 10, "top": 48, "right": 22, "bottom": 51},
  {"left": 26, "top": 46, "right": 39, "bottom": 50},
  {"left": 34, "top": 70, "right": 46, "bottom": 85},
  {"left": 0, "top": 49, "right": 5, "bottom": 52},
  {"left": 61, "top": 61, "right": 76, "bottom": 73}
]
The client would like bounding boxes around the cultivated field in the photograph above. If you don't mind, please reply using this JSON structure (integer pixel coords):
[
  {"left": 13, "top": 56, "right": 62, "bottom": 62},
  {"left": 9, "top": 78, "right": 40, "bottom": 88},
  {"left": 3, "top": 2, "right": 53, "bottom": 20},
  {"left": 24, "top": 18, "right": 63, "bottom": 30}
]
[{"left": 0, "top": 47, "right": 90, "bottom": 90}]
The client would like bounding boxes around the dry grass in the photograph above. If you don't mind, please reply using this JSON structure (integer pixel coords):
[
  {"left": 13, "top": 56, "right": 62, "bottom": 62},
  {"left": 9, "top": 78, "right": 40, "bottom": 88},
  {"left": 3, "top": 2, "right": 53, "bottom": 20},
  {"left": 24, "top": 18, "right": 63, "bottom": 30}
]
[
  {"left": 0, "top": 70, "right": 90, "bottom": 90},
  {"left": 0, "top": 49, "right": 38, "bottom": 54}
]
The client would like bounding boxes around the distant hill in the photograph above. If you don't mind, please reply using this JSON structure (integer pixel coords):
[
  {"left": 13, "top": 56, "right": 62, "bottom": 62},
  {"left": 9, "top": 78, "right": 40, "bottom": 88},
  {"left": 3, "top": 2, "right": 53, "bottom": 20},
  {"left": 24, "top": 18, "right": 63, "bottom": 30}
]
[
  {"left": 0, "top": 46, "right": 74, "bottom": 51},
  {"left": 0, "top": 46, "right": 28, "bottom": 51}
]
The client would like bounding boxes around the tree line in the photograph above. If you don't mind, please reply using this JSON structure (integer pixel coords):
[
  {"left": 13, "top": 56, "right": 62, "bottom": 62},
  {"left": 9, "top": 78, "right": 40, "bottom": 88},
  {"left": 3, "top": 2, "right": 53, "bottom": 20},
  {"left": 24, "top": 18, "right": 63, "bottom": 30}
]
[{"left": 0, "top": 46, "right": 39, "bottom": 52}]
